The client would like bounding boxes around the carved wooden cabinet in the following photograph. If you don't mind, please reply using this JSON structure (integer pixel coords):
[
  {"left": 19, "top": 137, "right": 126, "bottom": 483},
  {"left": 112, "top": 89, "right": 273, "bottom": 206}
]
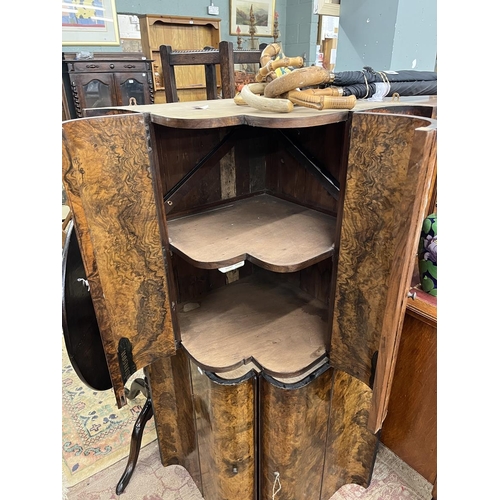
[
  {"left": 62, "top": 52, "right": 154, "bottom": 118},
  {"left": 62, "top": 97, "right": 437, "bottom": 499}
]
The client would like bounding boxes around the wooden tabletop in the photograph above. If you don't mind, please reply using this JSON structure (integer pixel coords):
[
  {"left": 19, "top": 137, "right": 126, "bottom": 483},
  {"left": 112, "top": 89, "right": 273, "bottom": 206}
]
[{"left": 114, "top": 95, "right": 437, "bottom": 129}]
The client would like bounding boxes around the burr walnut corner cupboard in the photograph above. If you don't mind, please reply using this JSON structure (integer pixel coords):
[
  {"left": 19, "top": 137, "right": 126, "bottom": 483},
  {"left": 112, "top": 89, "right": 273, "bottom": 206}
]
[{"left": 62, "top": 97, "right": 437, "bottom": 500}]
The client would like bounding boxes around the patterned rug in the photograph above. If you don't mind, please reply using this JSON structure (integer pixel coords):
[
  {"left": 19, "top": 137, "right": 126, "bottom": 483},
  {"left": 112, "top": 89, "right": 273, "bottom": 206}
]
[
  {"left": 64, "top": 439, "right": 432, "bottom": 499},
  {"left": 62, "top": 338, "right": 157, "bottom": 488}
]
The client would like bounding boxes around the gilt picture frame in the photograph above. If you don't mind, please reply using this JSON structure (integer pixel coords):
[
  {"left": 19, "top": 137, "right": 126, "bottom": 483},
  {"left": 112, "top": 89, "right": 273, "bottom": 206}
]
[
  {"left": 230, "top": 0, "right": 276, "bottom": 37},
  {"left": 62, "top": 0, "right": 120, "bottom": 46}
]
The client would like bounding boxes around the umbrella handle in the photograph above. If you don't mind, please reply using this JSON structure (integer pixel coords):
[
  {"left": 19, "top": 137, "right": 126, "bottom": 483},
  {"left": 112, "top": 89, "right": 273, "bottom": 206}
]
[
  {"left": 239, "top": 84, "right": 294, "bottom": 113},
  {"left": 257, "top": 43, "right": 304, "bottom": 83},
  {"left": 264, "top": 66, "right": 332, "bottom": 98},
  {"left": 288, "top": 90, "right": 356, "bottom": 110}
]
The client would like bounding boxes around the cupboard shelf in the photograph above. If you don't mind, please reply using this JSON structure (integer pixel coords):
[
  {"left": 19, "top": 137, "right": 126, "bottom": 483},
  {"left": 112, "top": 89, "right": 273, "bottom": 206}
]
[
  {"left": 168, "top": 194, "right": 336, "bottom": 272},
  {"left": 178, "top": 271, "right": 328, "bottom": 376}
]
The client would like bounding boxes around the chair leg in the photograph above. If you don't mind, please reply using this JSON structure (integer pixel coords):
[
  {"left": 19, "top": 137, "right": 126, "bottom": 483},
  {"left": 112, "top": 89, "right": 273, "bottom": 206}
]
[{"left": 115, "top": 380, "right": 154, "bottom": 495}]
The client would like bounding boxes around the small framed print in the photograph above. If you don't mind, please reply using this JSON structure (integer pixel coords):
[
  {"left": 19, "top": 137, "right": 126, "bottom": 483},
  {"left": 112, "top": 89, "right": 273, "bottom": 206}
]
[{"left": 62, "top": 0, "right": 120, "bottom": 46}]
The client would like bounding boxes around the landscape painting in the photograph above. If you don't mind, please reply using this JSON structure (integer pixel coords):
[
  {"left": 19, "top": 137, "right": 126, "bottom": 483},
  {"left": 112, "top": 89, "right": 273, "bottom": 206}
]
[{"left": 230, "top": 0, "right": 275, "bottom": 37}]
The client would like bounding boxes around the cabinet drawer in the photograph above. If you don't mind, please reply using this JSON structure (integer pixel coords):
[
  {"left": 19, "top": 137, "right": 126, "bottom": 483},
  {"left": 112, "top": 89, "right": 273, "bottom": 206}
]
[{"left": 68, "top": 60, "right": 150, "bottom": 73}]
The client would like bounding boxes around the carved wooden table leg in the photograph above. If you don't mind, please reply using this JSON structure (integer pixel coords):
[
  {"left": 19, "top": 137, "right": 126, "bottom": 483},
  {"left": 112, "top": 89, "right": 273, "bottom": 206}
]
[{"left": 116, "top": 379, "right": 154, "bottom": 495}]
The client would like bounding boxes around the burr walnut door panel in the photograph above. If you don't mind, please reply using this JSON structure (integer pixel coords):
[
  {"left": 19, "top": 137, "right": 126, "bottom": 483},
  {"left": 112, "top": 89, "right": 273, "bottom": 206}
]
[
  {"left": 189, "top": 364, "right": 257, "bottom": 500},
  {"left": 164, "top": 360, "right": 379, "bottom": 500},
  {"left": 62, "top": 113, "right": 176, "bottom": 407},
  {"left": 260, "top": 366, "right": 378, "bottom": 500},
  {"left": 329, "top": 111, "right": 437, "bottom": 433}
]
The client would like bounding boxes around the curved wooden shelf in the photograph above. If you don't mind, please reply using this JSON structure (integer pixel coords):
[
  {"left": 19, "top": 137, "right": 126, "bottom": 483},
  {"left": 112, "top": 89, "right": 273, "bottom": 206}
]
[
  {"left": 211, "top": 357, "right": 329, "bottom": 385},
  {"left": 178, "top": 272, "right": 328, "bottom": 377},
  {"left": 168, "top": 194, "right": 336, "bottom": 272}
]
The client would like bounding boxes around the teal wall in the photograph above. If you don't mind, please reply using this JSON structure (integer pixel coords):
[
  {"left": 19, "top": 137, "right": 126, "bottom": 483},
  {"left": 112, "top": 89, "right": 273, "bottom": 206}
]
[
  {"left": 391, "top": 0, "right": 437, "bottom": 70},
  {"left": 63, "top": 0, "right": 289, "bottom": 54},
  {"left": 335, "top": 0, "right": 437, "bottom": 71},
  {"left": 62, "top": 0, "right": 436, "bottom": 73},
  {"left": 283, "top": 0, "right": 318, "bottom": 65}
]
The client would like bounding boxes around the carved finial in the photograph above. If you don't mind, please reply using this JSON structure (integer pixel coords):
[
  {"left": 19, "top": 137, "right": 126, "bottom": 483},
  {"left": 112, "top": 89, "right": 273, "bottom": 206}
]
[
  {"left": 273, "top": 11, "right": 280, "bottom": 43},
  {"left": 249, "top": 5, "right": 257, "bottom": 48},
  {"left": 236, "top": 25, "right": 242, "bottom": 49}
]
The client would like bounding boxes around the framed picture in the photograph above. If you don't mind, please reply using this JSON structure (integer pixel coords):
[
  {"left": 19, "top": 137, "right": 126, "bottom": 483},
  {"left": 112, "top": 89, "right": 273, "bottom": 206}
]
[
  {"left": 314, "top": 0, "right": 341, "bottom": 17},
  {"left": 230, "top": 0, "right": 275, "bottom": 37},
  {"left": 62, "top": 0, "right": 120, "bottom": 46}
]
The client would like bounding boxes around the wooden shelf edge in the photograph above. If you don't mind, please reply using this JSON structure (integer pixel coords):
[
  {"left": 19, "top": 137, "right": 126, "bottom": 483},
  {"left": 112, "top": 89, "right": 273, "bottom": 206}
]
[
  {"left": 406, "top": 286, "right": 437, "bottom": 326},
  {"left": 183, "top": 345, "right": 329, "bottom": 382}
]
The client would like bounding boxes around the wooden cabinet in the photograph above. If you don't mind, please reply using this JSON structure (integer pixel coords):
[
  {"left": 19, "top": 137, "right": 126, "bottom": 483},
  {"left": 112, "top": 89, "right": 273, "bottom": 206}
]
[
  {"left": 138, "top": 14, "right": 221, "bottom": 103},
  {"left": 380, "top": 132, "right": 437, "bottom": 497},
  {"left": 381, "top": 284, "right": 437, "bottom": 496},
  {"left": 62, "top": 97, "right": 437, "bottom": 499},
  {"left": 316, "top": 0, "right": 341, "bottom": 16},
  {"left": 62, "top": 53, "right": 154, "bottom": 118}
]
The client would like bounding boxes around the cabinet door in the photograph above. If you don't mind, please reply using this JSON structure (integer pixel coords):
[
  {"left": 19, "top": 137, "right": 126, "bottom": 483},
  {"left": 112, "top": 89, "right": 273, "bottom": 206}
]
[
  {"left": 329, "top": 111, "right": 437, "bottom": 433},
  {"left": 260, "top": 367, "right": 332, "bottom": 500},
  {"left": 114, "top": 71, "right": 152, "bottom": 106},
  {"left": 189, "top": 364, "right": 256, "bottom": 500},
  {"left": 62, "top": 112, "right": 176, "bottom": 407},
  {"left": 70, "top": 73, "right": 116, "bottom": 117}
]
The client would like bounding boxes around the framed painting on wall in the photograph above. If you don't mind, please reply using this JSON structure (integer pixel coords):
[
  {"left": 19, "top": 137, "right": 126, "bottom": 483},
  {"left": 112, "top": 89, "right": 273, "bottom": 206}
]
[
  {"left": 230, "top": 0, "right": 275, "bottom": 37},
  {"left": 62, "top": 0, "right": 120, "bottom": 46}
]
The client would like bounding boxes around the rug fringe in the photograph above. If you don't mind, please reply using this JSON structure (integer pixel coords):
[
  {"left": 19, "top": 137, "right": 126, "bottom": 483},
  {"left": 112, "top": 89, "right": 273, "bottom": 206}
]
[{"left": 62, "top": 478, "right": 69, "bottom": 500}]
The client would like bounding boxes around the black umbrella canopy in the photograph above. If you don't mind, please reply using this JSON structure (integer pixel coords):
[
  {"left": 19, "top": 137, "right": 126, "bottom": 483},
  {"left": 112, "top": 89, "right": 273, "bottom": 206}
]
[
  {"left": 336, "top": 80, "right": 437, "bottom": 98},
  {"left": 330, "top": 66, "right": 437, "bottom": 86}
]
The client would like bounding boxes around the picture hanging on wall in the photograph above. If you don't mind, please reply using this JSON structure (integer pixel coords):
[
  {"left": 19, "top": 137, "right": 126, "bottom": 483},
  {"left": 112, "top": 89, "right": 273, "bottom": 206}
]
[
  {"left": 62, "top": 0, "right": 120, "bottom": 46},
  {"left": 230, "top": 0, "right": 275, "bottom": 37}
]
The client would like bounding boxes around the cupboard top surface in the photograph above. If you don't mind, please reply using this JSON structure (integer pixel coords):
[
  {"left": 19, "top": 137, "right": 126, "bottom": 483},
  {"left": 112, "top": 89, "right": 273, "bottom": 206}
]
[
  {"left": 113, "top": 95, "right": 437, "bottom": 129},
  {"left": 63, "top": 53, "right": 151, "bottom": 63}
]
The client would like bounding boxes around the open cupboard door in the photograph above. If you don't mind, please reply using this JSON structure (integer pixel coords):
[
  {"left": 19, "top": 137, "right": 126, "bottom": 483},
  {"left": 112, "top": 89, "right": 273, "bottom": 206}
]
[
  {"left": 329, "top": 110, "right": 437, "bottom": 433},
  {"left": 62, "top": 112, "right": 176, "bottom": 408}
]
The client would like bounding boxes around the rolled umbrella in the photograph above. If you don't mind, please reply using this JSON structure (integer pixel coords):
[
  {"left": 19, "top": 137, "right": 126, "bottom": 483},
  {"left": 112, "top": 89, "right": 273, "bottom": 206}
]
[
  {"left": 330, "top": 67, "right": 437, "bottom": 86},
  {"left": 334, "top": 80, "right": 437, "bottom": 98}
]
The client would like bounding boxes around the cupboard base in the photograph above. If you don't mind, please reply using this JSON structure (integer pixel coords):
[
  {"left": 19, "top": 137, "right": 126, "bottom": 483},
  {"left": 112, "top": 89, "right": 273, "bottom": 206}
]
[{"left": 149, "top": 348, "right": 378, "bottom": 500}]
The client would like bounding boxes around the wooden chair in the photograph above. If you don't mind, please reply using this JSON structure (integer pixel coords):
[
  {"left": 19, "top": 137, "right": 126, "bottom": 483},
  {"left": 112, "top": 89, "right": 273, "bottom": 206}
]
[
  {"left": 159, "top": 41, "right": 261, "bottom": 102},
  {"left": 219, "top": 41, "right": 261, "bottom": 98}
]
